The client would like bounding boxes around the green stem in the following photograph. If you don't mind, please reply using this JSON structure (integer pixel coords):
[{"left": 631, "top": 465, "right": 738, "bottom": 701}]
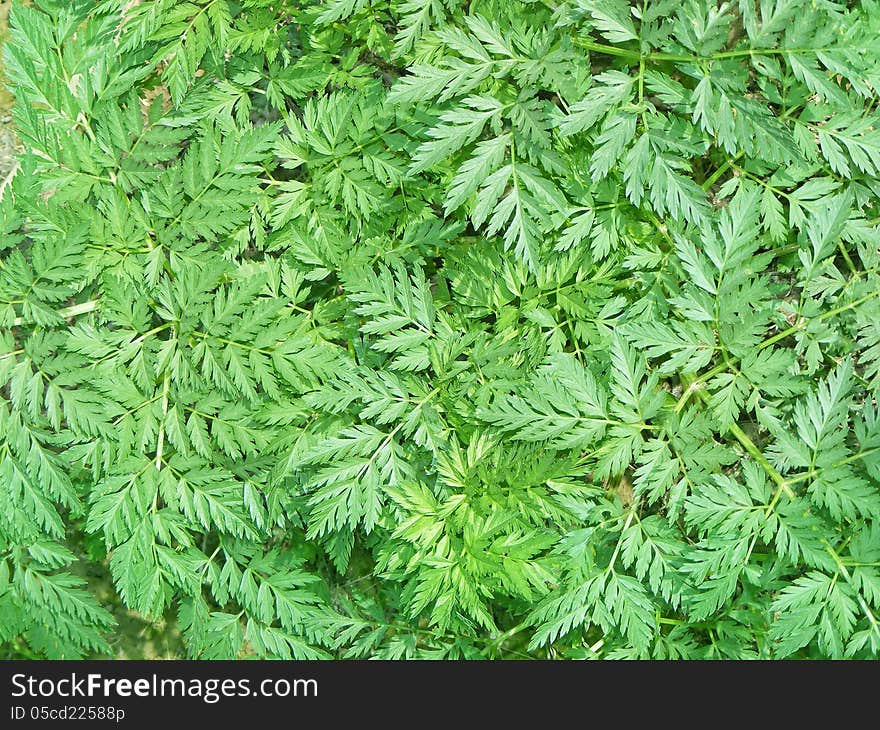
[
  {"left": 676, "top": 287, "right": 880, "bottom": 412},
  {"left": 11, "top": 299, "right": 100, "bottom": 328},
  {"left": 681, "top": 373, "right": 794, "bottom": 501},
  {"left": 606, "top": 509, "right": 636, "bottom": 573},
  {"left": 701, "top": 152, "right": 744, "bottom": 190},
  {"left": 824, "top": 543, "right": 880, "bottom": 642},
  {"left": 154, "top": 372, "right": 171, "bottom": 475}
]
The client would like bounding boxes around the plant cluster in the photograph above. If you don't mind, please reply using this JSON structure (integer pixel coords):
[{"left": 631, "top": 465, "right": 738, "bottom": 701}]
[{"left": 2, "top": 0, "right": 880, "bottom": 659}]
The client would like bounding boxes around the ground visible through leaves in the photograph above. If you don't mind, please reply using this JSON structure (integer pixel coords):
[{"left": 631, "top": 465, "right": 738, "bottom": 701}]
[
  {"left": 70, "top": 559, "right": 184, "bottom": 660},
  {"left": 1, "top": 1, "right": 22, "bottom": 186}
]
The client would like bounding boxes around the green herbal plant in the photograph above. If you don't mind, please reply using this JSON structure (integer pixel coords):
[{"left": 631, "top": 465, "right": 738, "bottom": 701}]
[{"left": 2, "top": 0, "right": 880, "bottom": 659}]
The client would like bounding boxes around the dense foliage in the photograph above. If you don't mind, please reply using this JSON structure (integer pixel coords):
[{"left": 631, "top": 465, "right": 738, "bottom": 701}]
[{"left": 2, "top": 0, "right": 880, "bottom": 659}]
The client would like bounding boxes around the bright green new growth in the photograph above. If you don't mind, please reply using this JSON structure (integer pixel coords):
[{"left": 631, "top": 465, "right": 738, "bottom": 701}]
[{"left": 2, "top": 0, "right": 880, "bottom": 659}]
